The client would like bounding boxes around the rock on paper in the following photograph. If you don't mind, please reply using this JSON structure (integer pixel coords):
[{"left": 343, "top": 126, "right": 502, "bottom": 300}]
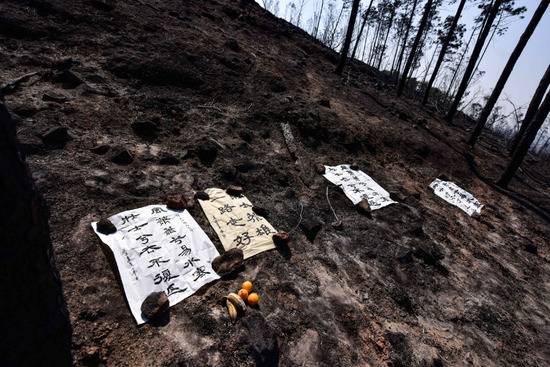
[
  {"left": 198, "top": 188, "right": 276, "bottom": 259},
  {"left": 323, "top": 164, "right": 396, "bottom": 210},
  {"left": 91, "top": 205, "right": 220, "bottom": 324},
  {"left": 429, "top": 179, "right": 483, "bottom": 217}
]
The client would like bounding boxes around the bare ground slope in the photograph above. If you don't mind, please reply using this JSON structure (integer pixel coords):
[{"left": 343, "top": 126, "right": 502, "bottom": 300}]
[{"left": 1, "top": 0, "right": 549, "bottom": 366}]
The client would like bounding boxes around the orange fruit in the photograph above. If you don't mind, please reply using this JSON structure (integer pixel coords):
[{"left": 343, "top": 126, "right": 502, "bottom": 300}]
[
  {"left": 247, "top": 293, "right": 260, "bottom": 306},
  {"left": 238, "top": 288, "right": 249, "bottom": 300},
  {"left": 242, "top": 281, "right": 253, "bottom": 292}
]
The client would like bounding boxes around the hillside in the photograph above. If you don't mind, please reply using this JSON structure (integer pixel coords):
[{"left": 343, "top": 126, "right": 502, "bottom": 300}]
[{"left": 1, "top": 0, "right": 549, "bottom": 366}]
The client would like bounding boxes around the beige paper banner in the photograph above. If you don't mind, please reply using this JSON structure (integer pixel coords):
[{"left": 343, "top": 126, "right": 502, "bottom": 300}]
[{"left": 198, "top": 188, "right": 276, "bottom": 259}]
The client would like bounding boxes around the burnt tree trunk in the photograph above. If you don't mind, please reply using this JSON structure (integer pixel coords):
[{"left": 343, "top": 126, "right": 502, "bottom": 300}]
[
  {"left": 497, "top": 90, "right": 550, "bottom": 187},
  {"left": 396, "top": 0, "right": 434, "bottom": 96},
  {"left": 445, "top": 0, "right": 503, "bottom": 122},
  {"left": 376, "top": 3, "right": 397, "bottom": 70},
  {"left": 394, "top": 0, "right": 419, "bottom": 80},
  {"left": 509, "top": 64, "right": 550, "bottom": 154},
  {"left": 469, "top": 0, "right": 549, "bottom": 145},
  {"left": 0, "top": 102, "right": 72, "bottom": 366},
  {"left": 422, "top": 0, "right": 467, "bottom": 105},
  {"left": 350, "top": 0, "right": 374, "bottom": 61},
  {"left": 336, "top": 0, "right": 361, "bottom": 75}
]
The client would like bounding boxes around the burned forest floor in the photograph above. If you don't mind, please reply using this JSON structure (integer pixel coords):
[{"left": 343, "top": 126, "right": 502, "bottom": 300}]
[{"left": 1, "top": 0, "right": 550, "bottom": 366}]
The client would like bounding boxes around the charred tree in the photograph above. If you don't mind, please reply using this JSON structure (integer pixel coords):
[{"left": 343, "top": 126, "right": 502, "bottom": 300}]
[
  {"left": 497, "top": 90, "right": 550, "bottom": 187},
  {"left": 445, "top": 0, "right": 503, "bottom": 122},
  {"left": 0, "top": 102, "right": 72, "bottom": 366},
  {"left": 422, "top": 0, "right": 467, "bottom": 105},
  {"left": 396, "top": 0, "right": 435, "bottom": 96},
  {"left": 509, "top": 64, "right": 550, "bottom": 154},
  {"left": 469, "top": 0, "right": 549, "bottom": 146},
  {"left": 394, "top": 0, "right": 419, "bottom": 79},
  {"left": 336, "top": 0, "right": 361, "bottom": 75},
  {"left": 350, "top": 0, "right": 374, "bottom": 61}
]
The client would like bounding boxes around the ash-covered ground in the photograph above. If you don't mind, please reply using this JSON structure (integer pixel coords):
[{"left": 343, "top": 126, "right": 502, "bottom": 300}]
[{"left": 1, "top": 0, "right": 549, "bottom": 366}]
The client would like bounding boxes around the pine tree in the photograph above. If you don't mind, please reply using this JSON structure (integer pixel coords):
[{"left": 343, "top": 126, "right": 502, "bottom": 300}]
[
  {"left": 422, "top": 0, "right": 467, "bottom": 105},
  {"left": 445, "top": 0, "right": 503, "bottom": 122},
  {"left": 350, "top": 0, "right": 375, "bottom": 61},
  {"left": 468, "top": 0, "right": 548, "bottom": 145},
  {"left": 396, "top": 0, "right": 436, "bottom": 96},
  {"left": 497, "top": 90, "right": 550, "bottom": 187},
  {"left": 509, "top": 65, "right": 550, "bottom": 154},
  {"left": 336, "top": 0, "right": 361, "bottom": 74}
]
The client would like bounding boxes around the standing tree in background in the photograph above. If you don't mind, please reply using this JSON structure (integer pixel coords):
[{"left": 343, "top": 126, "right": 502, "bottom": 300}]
[
  {"left": 422, "top": 0, "right": 467, "bottom": 105},
  {"left": 350, "top": 0, "right": 375, "bottom": 61},
  {"left": 312, "top": 0, "right": 326, "bottom": 38},
  {"left": 466, "top": 0, "right": 527, "bottom": 88},
  {"left": 336, "top": 0, "right": 361, "bottom": 74},
  {"left": 509, "top": 65, "right": 550, "bottom": 154},
  {"left": 468, "top": 0, "right": 548, "bottom": 146},
  {"left": 394, "top": 0, "right": 419, "bottom": 79},
  {"left": 396, "top": 0, "right": 435, "bottom": 96},
  {"left": 376, "top": 0, "right": 400, "bottom": 69},
  {"left": 445, "top": 0, "right": 503, "bottom": 122},
  {"left": 405, "top": 1, "right": 441, "bottom": 82},
  {"left": 441, "top": 23, "right": 478, "bottom": 105},
  {"left": 497, "top": 90, "right": 550, "bottom": 187}
]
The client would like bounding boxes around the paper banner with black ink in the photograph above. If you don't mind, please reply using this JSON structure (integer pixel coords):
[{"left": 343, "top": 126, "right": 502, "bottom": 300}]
[
  {"left": 198, "top": 188, "right": 276, "bottom": 259},
  {"left": 323, "top": 164, "right": 396, "bottom": 210},
  {"left": 91, "top": 205, "right": 220, "bottom": 324},
  {"left": 429, "top": 179, "right": 483, "bottom": 216}
]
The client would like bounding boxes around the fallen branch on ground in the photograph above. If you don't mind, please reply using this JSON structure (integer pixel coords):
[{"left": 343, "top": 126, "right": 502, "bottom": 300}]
[{"left": 1, "top": 72, "right": 39, "bottom": 96}]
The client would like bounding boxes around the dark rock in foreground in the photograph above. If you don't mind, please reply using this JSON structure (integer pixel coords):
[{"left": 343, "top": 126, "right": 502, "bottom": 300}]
[
  {"left": 96, "top": 218, "right": 116, "bottom": 234},
  {"left": 211, "top": 248, "right": 244, "bottom": 277},
  {"left": 141, "top": 291, "right": 169, "bottom": 321}
]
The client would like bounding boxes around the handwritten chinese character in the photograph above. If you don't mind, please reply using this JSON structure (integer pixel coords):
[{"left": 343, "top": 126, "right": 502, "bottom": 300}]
[
  {"left": 226, "top": 217, "right": 245, "bottom": 226},
  {"left": 218, "top": 204, "right": 236, "bottom": 214},
  {"left": 139, "top": 244, "right": 161, "bottom": 256},
  {"left": 151, "top": 207, "right": 167, "bottom": 214},
  {"left": 166, "top": 283, "right": 187, "bottom": 296},
  {"left": 255, "top": 224, "right": 274, "bottom": 236},
  {"left": 183, "top": 257, "right": 200, "bottom": 268},
  {"left": 192, "top": 266, "right": 211, "bottom": 281},
  {"left": 156, "top": 216, "right": 171, "bottom": 226},
  {"left": 136, "top": 234, "right": 153, "bottom": 244},
  {"left": 170, "top": 235, "right": 186, "bottom": 245},
  {"left": 246, "top": 212, "right": 260, "bottom": 223},
  {"left": 233, "top": 232, "right": 253, "bottom": 248},
  {"left": 163, "top": 226, "right": 176, "bottom": 235},
  {"left": 178, "top": 245, "right": 191, "bottom": 256},
  {"left": 147, "top": 257, "right": 170, "bottom": 268},
  {"left": 120, "top": 213, "right": 139, "bottom": 225},
  {"left": 153, "top": 269, "right": 179, "bottom": 284},
  {"left": 127, "top": 223, "right": 147, "bottom": 232}
]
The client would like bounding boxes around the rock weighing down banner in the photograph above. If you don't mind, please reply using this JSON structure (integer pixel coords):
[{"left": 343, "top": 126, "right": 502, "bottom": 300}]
[
  {"left": 429, "top": 179, "right": 483, "bottom": 217},
  {"left": 323, "top": 164, "right": 396, "bottom": 210},
  {"left": 91, "top": 205, "right": 220, "bottom": 324},
  {"left": 198, "top": 188, "right": 276, "bottom": 259}
]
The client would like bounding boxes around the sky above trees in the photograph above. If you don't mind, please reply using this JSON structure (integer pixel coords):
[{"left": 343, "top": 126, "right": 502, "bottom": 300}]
[{"left": 257, "top": 0, "right": 549, "bottom": 119}]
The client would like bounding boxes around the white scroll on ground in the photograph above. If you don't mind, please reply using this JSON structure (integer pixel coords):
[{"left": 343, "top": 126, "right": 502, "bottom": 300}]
[
  {"left": 91, "top": 205, "right": 220, "bottom": 324},
  {"left": 323, "top": 164, "right": 397, "bottom": 210},
  {"left": 429, "top": 179, "right": 483, "bottom": 216}
]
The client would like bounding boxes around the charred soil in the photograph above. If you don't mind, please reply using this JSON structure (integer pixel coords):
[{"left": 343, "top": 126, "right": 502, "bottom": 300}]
[{"left": 1, "top": 0, "right": 550, "bottom": 366}]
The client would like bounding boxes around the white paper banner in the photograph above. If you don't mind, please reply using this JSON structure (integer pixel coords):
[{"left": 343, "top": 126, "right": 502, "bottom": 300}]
[
  {"left": 323, "top": 164, "right": 396, "bottom": 210},
  {"left": 429, "top": 179, "right": 483, "bottom": 216},
  {"left": 198, "top": 188, "right": 276, "bottom": 259},
  {"left": 91, "top": 205, "right": 220, "bottom": 324}
]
